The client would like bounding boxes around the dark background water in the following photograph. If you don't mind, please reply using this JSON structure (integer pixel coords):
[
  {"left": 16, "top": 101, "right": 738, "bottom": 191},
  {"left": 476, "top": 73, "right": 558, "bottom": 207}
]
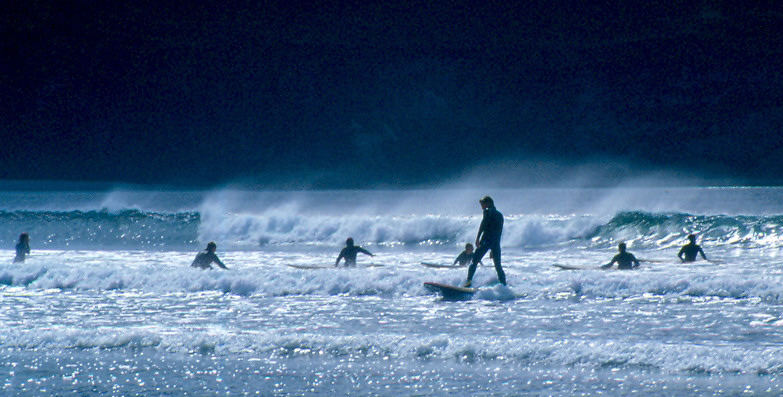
[{"left": 2, "top": 2, "right": 782, "bottom": 187}]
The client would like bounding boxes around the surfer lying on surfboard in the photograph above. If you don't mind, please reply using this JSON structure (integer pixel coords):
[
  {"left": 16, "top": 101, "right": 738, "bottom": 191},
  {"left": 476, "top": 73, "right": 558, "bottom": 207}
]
[
  {"left": 601, "top": 242, "right": 639, "bottom": 270},
  {"left": 335, "top": 237, "right": 374, "bottom": 267}
]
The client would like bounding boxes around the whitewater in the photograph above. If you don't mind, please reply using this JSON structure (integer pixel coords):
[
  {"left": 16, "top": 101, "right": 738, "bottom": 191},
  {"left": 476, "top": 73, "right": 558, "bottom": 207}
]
[{"left": 2, "top": 187, "right": 783, "bottom": 395}]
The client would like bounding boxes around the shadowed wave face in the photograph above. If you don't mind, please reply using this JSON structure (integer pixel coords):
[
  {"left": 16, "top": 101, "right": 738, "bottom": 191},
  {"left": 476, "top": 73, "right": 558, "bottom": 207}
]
[
  {"left": 4, "top": 208, "right": 783, "bottom": 251},
  {"left": 0, "top": 209, "right": 200, "bottom": 250}
]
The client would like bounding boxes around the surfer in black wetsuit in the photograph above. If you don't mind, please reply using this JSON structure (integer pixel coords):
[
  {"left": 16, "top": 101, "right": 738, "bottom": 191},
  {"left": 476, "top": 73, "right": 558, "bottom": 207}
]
[
  {"left": 335, "top": 237, "right": 374, "bottom": 266},
  {"left": 678, "top": 234, "right": 708, "bottom": 263},
  {"left": 601, "top": 242, "right": 639, "bottom": 270},
  {"left": 13, "top": 233, "right": 30, "bottom": 263},
  {"left": 464, "top": 196, "right": 506, "bottom": 287},
  {"left": 191, "top": 242, "right": 228, "bottom": 270},
  {"left": 453, "top": 243, "right": 475, "bottom": 266}
]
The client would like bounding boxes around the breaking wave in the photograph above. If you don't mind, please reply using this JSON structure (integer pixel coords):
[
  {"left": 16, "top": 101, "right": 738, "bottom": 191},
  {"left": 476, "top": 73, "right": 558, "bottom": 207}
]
[{"left": 3, "top": 208, "right": 783, "bottom": 250}]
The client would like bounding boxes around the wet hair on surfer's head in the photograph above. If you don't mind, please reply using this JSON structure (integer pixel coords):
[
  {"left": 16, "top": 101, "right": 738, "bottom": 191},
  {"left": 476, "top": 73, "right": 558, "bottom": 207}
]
[
  {"left": 346, "top": 237, "right": 354, "bottom": 246},
  {"left": 479, "top": 196, "right": 494, "bottom": 207},
  {"left": 206, "top": 241, "right": 217, "bottom": 251},
  {"left": 618, "top": 242, "right": 626, "bottom": 251},
  {"left": 19, "top": 233, "right": 29, "bottom": 242},
  {"left": 465, "top": 243, "right": 473, "bottom": 250},
  {"left": 688, "top": 234, "right": 696, "bottom": 242}
]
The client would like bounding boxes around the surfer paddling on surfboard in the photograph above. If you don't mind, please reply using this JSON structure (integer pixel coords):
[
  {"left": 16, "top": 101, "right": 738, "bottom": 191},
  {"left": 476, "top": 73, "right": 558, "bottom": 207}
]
[
  {"left": 678, "top": 234, "right": 708, "bottom": 263},
  {"left": 601, "top": 242, "right": 639, "bottom": 270},
  {"left": 335, "top": 237, "right": 374, "bottom": 267},
  {"left": 463, "top": 196, "right": 506, "bottom": 287},
  {"left": 453, "top": 243, "right": 475, "bottom": 267},
  {"left": 191, "top": 242, "right": 229, "bottom": 270}
]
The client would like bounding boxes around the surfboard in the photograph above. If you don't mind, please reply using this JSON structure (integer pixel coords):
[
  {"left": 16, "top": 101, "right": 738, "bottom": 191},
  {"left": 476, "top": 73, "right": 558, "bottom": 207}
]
[
  {"left": 423, "top": 282, "right": 477, "bottom": 299},
  {"left": 287, "top": 264, "right": 331, "bottom": 270},
  {"left": 420, "top": 262, "right": 461, "bottom": 269},
  {"left": 552, "top": 264, "right": 592, "bottom": 270},
  {"left": 339, "top": 264, "right": 385, "bottom": 268},
  {"left": 289, "top": 264, "right": 385, "bottom": 270},
  {"left": 553, "top": 264, "right": 639, "bottom": 271}
]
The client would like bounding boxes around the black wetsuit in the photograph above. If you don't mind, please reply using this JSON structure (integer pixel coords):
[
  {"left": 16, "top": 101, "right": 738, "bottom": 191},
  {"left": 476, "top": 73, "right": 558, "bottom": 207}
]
[
  {"left": 191, "top": 250, "right": 228, "bottom": 269},
  {"left": 467, "top": 205, "right": 506, "bottom": 285},
  {"left": 453, "top": 250, "right": 473, "bottom": 266},
  {"left": 608, "top": 252, "right": 639, "bottom": 270},
  {"left": 678, "top": 243, "right": 706, "bottom": 262},
  {"left": 13, "top": 241, "right": 29, "bottom": 263},
  {"left": 335, "top": 246, "right": 372, "bottom": 266}
]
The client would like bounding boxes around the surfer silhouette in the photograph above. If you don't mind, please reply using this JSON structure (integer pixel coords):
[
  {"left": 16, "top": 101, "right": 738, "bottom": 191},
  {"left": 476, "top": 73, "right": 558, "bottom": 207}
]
[
  {"left": 335, "top": 237, "right": 373, "bottom": 267},
  {"left": 464, "top": 196, "right": 506, "bottom": 287},
  {"left": 191, "top": 242, "right": 228, "bottom": 270},
  {"left": 601, "top": 242, "right": 639, "bottom": 270},
  {"left": 453, "top": 243, "right": 475, "bottom": 266},
  {"left": 678, "top": 234, "right": 708, "bottom": 262},
  {"left": 13, "top": 233, "right": 30, "bottom": 263}
]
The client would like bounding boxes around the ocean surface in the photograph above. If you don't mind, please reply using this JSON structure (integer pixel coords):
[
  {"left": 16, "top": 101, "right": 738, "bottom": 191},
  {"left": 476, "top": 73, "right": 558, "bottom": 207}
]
[{"left": 2, "top": 187, "right": 783, "bottom": 395}]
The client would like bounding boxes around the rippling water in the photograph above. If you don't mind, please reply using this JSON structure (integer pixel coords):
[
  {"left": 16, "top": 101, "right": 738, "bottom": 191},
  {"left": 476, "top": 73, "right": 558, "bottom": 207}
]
[{"left": 2, "top": 188, "right": 783, "bottom": 395}]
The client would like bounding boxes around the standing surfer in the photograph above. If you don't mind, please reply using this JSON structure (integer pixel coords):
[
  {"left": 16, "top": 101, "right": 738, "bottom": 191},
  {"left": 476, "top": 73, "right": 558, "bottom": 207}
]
[
  {"left": 191, "top": 242, "right": 229, "bottom": 270},
  {"left": 464, "top": 196, "right": 506, "bottom": 287},
  {"left": 678, "top": 234, "right": 708, "bottom": 262},
  {"left": 335, "top": 237, "right": 374, "bottom": 266},
  {"left": 13, "top": 233, "right": 30, "bottom": 263}
]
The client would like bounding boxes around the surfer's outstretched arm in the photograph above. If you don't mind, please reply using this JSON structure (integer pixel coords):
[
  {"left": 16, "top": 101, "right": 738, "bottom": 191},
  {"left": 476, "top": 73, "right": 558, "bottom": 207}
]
[
  {"left": 358, "top": 247, "right": 373, "bottom": 256},
  {"left": 335, "top": 248, "right": 346, "bottom": 267},
  {"left": 698, "top": 247, "right": 707, "bottom": 261},
  {"left": 601, "top": 256, "right": 617, "bottom": 269},
  {"left": 214, "top": 257, "right": 228, "bottom": 269},
  {"left": 206, "top": 252, "right": 228, "bottom": 269}
]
